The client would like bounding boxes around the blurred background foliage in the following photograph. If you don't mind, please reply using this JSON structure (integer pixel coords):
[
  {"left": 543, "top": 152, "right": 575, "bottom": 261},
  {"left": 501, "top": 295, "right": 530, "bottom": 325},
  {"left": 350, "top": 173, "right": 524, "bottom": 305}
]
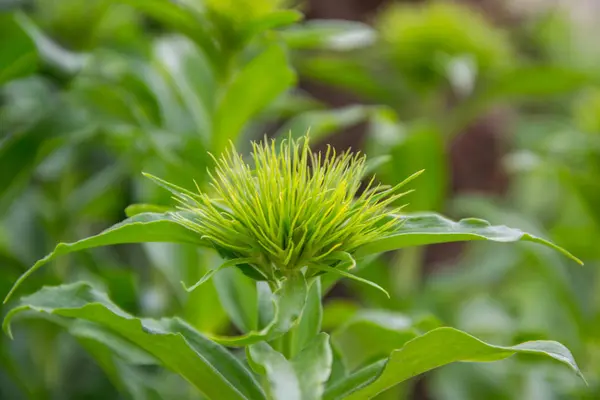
[{"left": 1, "top": 0, "right": 599, "bottom": 399}]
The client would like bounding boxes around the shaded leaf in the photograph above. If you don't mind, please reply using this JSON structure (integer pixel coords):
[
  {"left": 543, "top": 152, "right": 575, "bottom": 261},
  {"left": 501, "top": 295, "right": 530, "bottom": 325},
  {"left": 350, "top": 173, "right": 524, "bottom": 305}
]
[
  {"left": 209, "top": 273, "right": 308, "bottom": 347},
  {"left": 0, "top": 13, "right": 37, "bottom": 84},
  {"left": 213, "top": 42, "right": 296, "bottom": 152},
  {"left": 277, "top": 105, "right": 370, "bottom": 142},
  {"left": 484, "top": 66, "right": 594, "bottom": 100},
  {"left": 332, "top": 311, "right": 419, "bottom": 371},
  {"left": 213, "top": 266, "right": 259, "bottom": 334}
]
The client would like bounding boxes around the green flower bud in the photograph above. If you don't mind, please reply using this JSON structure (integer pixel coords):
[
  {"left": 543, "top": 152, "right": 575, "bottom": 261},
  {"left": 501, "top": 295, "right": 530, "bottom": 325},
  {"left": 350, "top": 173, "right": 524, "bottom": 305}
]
[{"left": 148, "top": 135, "right": 419, "bottom": 284}]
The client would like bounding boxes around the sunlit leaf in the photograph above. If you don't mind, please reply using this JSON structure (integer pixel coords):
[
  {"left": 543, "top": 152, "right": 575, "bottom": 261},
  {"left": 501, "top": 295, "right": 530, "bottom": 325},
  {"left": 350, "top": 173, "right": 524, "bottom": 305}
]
[
  {"left": 354, "top": 213, "right": 582, "bottom": 265},
  {"left": 248, "top": 333, "right": 332, "bottom": 400},
  {"left": 4, "top": 212, "right": 205, "bottom": 303},
  {"left": 325, "top": 327, "right": 584, "bottom": 400},
  {"left": 3, "top": 282, "right": 266, "bottom": 400}
]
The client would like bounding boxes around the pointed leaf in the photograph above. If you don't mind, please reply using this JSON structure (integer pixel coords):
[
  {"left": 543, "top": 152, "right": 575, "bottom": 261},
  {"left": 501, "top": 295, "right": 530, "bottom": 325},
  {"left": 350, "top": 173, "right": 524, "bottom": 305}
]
[
  {"left": 214, "top": 267, "right": 259, "bottom": 333},
  {"left": 332, "top": 311, "right": 419, "bottom": 371},
  {"left": 354, "top": 213, "right": 582, "bottom": 264},
  {"left": 3, "top": 282, "right": 266, "bottom": 400},
  {"left": 291, "top": 333, "right": 333, "bottom": 400},
  {"left": 4, "top": 212, "right": 205, "bottom": 303},
  {"left": 182, "top": 258, "right": 253, "bottom": 292},
  {"left": 248, "top": 333, "right": 332, "bottom": 400},
  {"left": 247, "top": 342, "right": 301, "bottom": 400},
  {"left": 213, "top": 42, "right": 296, "bottom": 153},
  {"left": 210, "top": 273, "right": 308, "bottom": 347},
  {"left": 291, "top": 278, "right": 322, "bottom": 356},
  {"left": 0, "top": 13, "right": 38, "bottom": 84},
  {"left": 317, "top": 253, "right": 390, "bottom": 298},
  {"left": 325, "top": 327, "right": 584, "bottom": 400}
]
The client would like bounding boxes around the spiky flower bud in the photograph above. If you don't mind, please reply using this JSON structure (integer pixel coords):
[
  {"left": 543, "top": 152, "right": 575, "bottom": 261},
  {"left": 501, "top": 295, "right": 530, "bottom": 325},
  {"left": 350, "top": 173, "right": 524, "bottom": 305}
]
[{"left": 146, "top": 135, "right": 419, "bottom": 290}]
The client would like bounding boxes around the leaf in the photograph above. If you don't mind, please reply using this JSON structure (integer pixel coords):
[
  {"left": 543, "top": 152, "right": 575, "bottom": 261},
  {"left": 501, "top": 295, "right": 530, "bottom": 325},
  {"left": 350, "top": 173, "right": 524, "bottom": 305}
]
[
  {"left": 125, "top": 203, "right": 171, "bottom": 217},
  {"left": 325, "top": 327, "right": 584, "bottom": 400},
  {"left": 118, "top": 0, "right": 220, "bottom": 63},
  {"left": 277, "top": 105, "right": 371, "bottom": 142},
  {"left": 332, "top": 311, "right": 420, "bottom": 371},
  {"left": 4, "top": 212, "right": 205, "bottom": 303},
  {"left": 15, "top": 13, "right": 87, "bottom": 75},
  {"left": 484, "top": 66, "right": 594, "bottom": 100},
  {"left": 243, "top": 10, "right": 303, "bottom": 39},
  {"left": 213, "top": 42, "right": 296, "bottom": 153},
  {"left": 282, "top": 20, "right": 376, "bottom": 51},
  {"left": 248, "top": 333, "right": 332, "bottom": 400},
  {"left": 354, "top": 213, "right": 582, "bottom": 265},
  {"left": 291, "top": 333, "right": 333, "bottom": 400},
  {"left": 3, "top": 282, "right": 266, "bottom": 400},
  {"left": 317, "top": 252, "right": 390, "bottom": 298},
  {"left": 247, "top": 342, "right": 301, "bottom": 399},
  {"left": 0, "top": 13, "right": 38, "bottom": 84},
  {"left": 181, "top": 258, "right": 253, "bottom": 292},
  {"left": 213, "top": 266, "right": 259, "bottom": 334},
  {"left": 291, "top": 278, "right": 322, "bottom": 357},
  {"left": 209, "top": 273, "right": 308, "bottom": 347}
]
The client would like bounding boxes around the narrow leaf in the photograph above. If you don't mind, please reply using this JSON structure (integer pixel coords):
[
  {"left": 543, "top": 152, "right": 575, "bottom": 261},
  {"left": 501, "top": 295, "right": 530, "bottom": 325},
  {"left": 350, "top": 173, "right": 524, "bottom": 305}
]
[
  {"left": 247, "top": 342, "right": 301, "bottom": 400},
  {"left": 4, "top": 212, "right": 205, "bottom": 303},
  {"left": 291, "top": 333, "right": 333, "bottom": 400},
  {"left": 325, "top": 327, "right": 584, "bottom": 400},
  {"left": 210, "top": 274, "right": 308, "bottom": 347},
  {"left": 3, "top": 282, "right": 266, "bottom": 400},
  {"left": 182, "top": 258, "right": 253, "bottom": 292},
  {"left": 317, "top": 253, "right": 390, "bottom": 298},
  {"left": 291, "top": 278, "right": 323, "bottom": 356},
  {"left": 354, "top": 213, "right": 582, "bottom": 264},
  {"left": 248, "top": 333, "right": 332, "bottom": 400},
  {"left": 213, "top": 42, "right": 296, "bottom": 153}
]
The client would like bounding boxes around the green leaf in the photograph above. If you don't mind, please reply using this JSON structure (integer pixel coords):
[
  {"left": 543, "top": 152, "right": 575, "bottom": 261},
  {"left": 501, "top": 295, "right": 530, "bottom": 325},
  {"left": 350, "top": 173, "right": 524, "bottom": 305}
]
[
  {"left": 277, "top": 105, "right": 371, "bottom": 142},
  {"left": 213, "top": 42, "right": 296, "bottom": 153},
  {"left": 125, "top": 203, "right": 171, "bottom": 217},
  {"left": 182, "top": 257, "right": 254, "bottom": 292},
  {"left": 291, "top": 278, "right": 322, "bottom": 357},
  {"left": 3, "top": 282, "right": 266, "bottom": 400},
  {"left": 213, "top": 266, "right": 259, "bottom": 333},
  {"left": 15, "top": 13, "right": 86, "bottom": 75},
  {"left": 484, "top": 66, "right": 594, "bottom": 99},
  {"left": 282, "top": 20, "right": 376, "bottom": 51},
  {"left": 0, "top": 13, "right": 38, "bottom": 84},
  {"left": 248, "top": 333, "right": 332, "bottom": 400},
  {"left": 325, "top": 327, "right": 584, "bottom": 400},
  {"left": 332, "top": 311, "right": 420, "bottom": 371},
  {"left": 243, "top": 10, "right": 303, "bottom": 39},
  {"left": 317, "top": 252, "right": 390, "bottom": 298},
  {"left": 4, "top": 212, "right": 205, "bottom": 303},
  {"left": 209, "top": 274, "right": 307, "bottom": 347},
  {"left": 354, "top": 213, "right": 582, "bottom": 264},
  {"left": 118, "top": 0, "right": 220, "bottom": 63}
]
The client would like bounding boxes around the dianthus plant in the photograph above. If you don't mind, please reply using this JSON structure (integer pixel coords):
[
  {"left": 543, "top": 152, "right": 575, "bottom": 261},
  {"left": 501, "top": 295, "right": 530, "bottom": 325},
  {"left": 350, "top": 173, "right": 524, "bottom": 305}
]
[{"left": 3, "top": 135, "right": 586, "bottom": 400}]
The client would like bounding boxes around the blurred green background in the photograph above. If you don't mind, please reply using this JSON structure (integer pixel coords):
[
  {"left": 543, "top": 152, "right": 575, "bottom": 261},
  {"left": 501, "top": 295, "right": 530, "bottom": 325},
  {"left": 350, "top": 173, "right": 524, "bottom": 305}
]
[{"left": 1, "top": 0, "right": 599, "bottom": 398}]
